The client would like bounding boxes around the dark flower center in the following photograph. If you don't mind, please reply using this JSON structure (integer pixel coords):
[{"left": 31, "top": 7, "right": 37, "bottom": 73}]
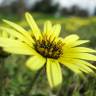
[{"left": 34, "top": 35, "right": 64, "bottom": 59}]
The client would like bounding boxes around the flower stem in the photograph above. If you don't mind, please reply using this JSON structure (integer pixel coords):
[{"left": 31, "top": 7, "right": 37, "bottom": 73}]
[
  {"left": 0, "top": 58, "right": 5, "bottom": 93},
  {"left": 56, "top": 84, "right": 63, "bottom": 96},
  {"left": 21, "top": 67, "right": 43, "bottom": 96}
]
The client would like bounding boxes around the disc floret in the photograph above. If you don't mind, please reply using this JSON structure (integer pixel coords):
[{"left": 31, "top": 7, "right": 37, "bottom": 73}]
[{"left": 35, "top": 35, "right": 64, "bottom": 59}]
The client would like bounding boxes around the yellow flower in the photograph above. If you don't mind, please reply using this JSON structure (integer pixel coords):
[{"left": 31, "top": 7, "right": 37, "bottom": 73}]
[{"left": 0, "top": 12, "right": 96, "bottom": 88}]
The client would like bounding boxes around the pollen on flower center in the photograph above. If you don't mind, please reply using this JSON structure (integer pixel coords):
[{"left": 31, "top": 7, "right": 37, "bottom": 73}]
[{"left": 34, "top": 35, "right": 64, "bottom": 59}]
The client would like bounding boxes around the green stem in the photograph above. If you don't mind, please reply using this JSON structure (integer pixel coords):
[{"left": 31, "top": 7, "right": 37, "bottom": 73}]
[
  {"left": 0, "top": 58, "right": 5, "bottom": 93},
  {"left": 56, "top": 84, "right": 63, "bottom": 96},
  {"left": 51, "top": 85, "right": 63, "bottom": 96},
  {"left": 21, "top": 67, "right": 43, "bottom": 96}
]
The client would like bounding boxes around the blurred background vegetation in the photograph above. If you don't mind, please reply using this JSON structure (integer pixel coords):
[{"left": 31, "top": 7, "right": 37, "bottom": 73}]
[{"left": 0, "top": 0, "right": 96, "bottom": 96}]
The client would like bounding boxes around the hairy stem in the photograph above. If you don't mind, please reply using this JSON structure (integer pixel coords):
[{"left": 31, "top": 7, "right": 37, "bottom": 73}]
[
  {"left": 21, "top": 67, "right": 43, "bottom": 96},
  {"left": 0, "top": 58, "right": 5, "bottom": 93}
]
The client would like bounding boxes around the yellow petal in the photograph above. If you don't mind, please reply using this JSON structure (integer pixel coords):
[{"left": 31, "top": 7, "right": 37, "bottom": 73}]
[
  {"left": 67, "top": 59, "right": 94, "bottom": 73},
  {"left": 59, "top": 58, "right": 82, "bottom": 74},
  {"left": 81, "top": 60, "right": 96, "bottom": 70},
  {"left": 73, "top": 47, "right": 96, "bottom": 53},
  {"left": 2, "top": 31, "right": 8, "bottom": 37},
  {"left": 0, "top": 31, "right": 8, "bottom": 37},
  {"left": 63, "top": 39, "right": 89, "bottom": 48},
  {"left": 46, "top": 59, "right": 62, "bottom": 88},
  {"left": 63, "top": 47, "right": 96, "bottom": 53},
  {"left": 4, "top": 47, "right": 35, "bottom": 55},
  {"left": 0, "top": 32, "right": 1, "bottom": 37},
  {"left": 63, "top": 34, "right": 79, "bottom": 43},
  {"left": 3, "top": 19, "right": 33, "bottom": 42},
  {"left": 52, "top": 24, "right": 61, "bottom": 37},
  {"left": 69, "top": 40, "right": 89, "bottom": 47},
  {"left": 44, "top": 21, "right": 52, "bottom": 35},
  {"left": 0, "top": 27, "right": 34, "bottom": 45},
  {"left": 25, "top": 12, "right": 41, "bottom": 40},
  {"left": 0, "top": 38, "right": 36, "bottom": 55},
  {"left": 0, "top": 38, "right": 27, "bottom": 47},
  {"left": 73, "top": 59, "right": 95, "bottom": 73},
  {"left": 62, "top": 53, "right": 96, "bottom": 61},
  {"left": 26, "top": 55, "right": 46, "bottom": 71},
  {"left": 59, "top": 58, "right": 96, "bottom": 74}
]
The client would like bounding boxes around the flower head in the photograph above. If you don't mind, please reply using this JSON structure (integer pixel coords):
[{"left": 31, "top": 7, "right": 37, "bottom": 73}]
[{"left": 0, "top": 12, "right": 96, "bottom": 88}]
